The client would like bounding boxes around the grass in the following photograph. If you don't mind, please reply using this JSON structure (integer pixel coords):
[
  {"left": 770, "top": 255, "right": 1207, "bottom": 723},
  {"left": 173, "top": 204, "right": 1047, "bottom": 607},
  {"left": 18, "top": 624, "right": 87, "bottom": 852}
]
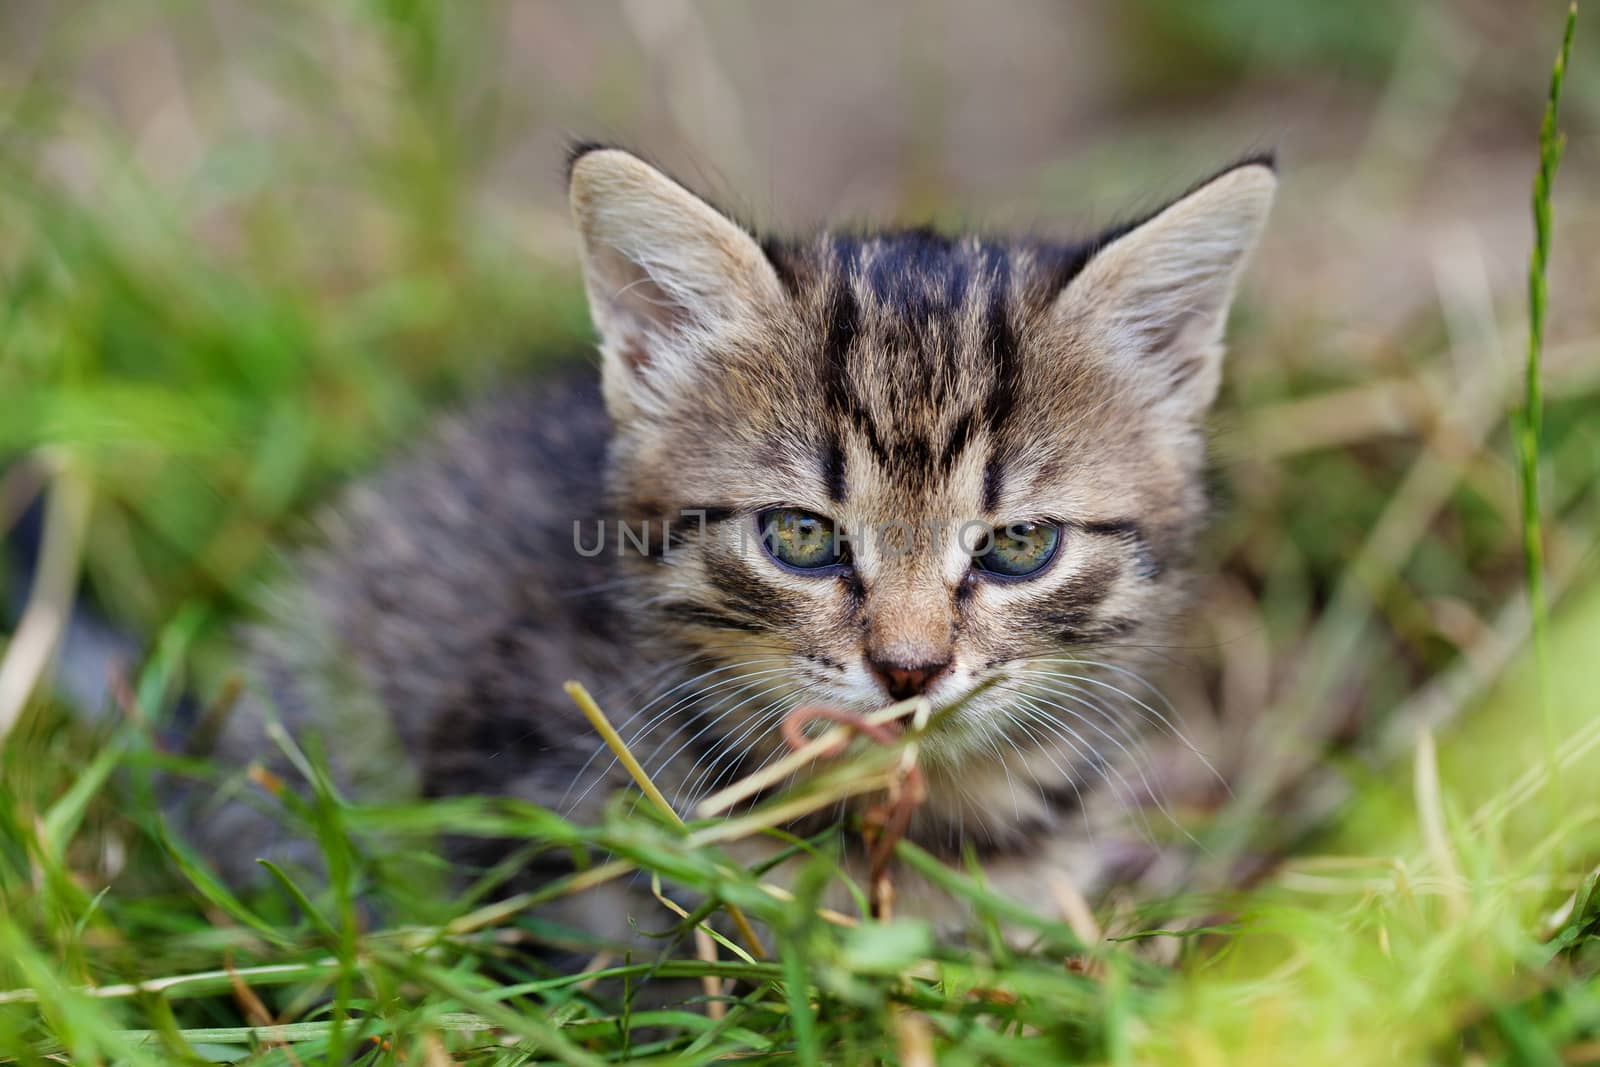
[
  {"left": 3, "top": 3, "right": 1600, "bottom": 1064},
  {"left": 1521, "top": 3, "right": 1578, "bottom": 775}
]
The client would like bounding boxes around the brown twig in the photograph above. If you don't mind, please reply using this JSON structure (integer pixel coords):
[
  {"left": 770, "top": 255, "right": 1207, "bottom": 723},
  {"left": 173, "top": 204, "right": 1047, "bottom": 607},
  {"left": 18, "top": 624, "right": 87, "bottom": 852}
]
[
  {"left": 778, "top": 701, "right": 930, "bottom": 919},
  {"left": 226, "top": 953, "right": 304, "bottom": 1067}
]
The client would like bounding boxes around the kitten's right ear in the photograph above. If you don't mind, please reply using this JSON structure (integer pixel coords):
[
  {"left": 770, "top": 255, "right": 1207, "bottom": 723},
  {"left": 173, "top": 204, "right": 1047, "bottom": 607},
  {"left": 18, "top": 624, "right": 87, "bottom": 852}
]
[
  {"left": 568, "top": 146, "right": 784, "bottom": 418},
  {"left": 1051, "top": 159, "right": 1276, "bottom": 420}
]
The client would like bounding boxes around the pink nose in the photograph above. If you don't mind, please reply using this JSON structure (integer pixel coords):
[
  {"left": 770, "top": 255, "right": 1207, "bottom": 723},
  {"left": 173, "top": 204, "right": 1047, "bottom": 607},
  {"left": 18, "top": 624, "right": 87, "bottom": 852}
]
[{"left": 868, "top": 658, "right": 950, "bottom": 701}]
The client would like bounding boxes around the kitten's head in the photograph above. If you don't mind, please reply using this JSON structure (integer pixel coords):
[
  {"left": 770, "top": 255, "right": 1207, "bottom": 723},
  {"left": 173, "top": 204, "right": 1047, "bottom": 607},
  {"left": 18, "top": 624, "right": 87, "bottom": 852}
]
[{"left": 568, "top": 146, "right": 1273, "bottom": 778}]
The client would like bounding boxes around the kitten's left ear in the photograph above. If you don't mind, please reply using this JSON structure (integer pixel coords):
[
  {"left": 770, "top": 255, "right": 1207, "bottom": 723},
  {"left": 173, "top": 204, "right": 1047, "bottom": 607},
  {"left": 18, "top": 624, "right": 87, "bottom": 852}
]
[
  {"left": 1053, "top": 159, "right": 1276, "bottom": 418},
  {"left": 568, "top": 146, "right": 785, "bottom": 419}
]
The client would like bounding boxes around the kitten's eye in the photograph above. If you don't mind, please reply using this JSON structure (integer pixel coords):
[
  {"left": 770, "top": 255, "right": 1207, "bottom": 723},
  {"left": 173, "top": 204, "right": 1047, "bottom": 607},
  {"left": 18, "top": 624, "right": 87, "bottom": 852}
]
[
  {"left": 758, "top": 508, "right": 844, "bottom": 571},
  {"left": 974, "top": 521, "right": 1060, "bottom": 578}
]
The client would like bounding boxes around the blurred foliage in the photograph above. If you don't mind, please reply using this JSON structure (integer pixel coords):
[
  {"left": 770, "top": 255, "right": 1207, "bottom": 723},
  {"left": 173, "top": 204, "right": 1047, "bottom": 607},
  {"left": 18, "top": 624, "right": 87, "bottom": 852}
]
[
  {"left": 1117, "top": 0, "right": 1412, "bottom": 94},
  {"left": 1, "top": 0, "right": 590, "bottom": 641}
]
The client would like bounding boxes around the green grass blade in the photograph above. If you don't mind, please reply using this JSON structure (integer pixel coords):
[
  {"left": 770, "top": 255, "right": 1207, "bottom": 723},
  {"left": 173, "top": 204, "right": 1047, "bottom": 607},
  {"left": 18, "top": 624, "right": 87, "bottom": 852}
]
[{"left": 1519, "top": 3, "right": 1576, "bottom": 752}]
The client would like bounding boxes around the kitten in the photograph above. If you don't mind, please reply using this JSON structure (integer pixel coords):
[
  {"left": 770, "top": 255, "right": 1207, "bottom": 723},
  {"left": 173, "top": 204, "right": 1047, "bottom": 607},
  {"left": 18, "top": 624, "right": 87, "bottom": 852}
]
[{"left": 193, "top": 145, "right": 1275, "bottom": 943}]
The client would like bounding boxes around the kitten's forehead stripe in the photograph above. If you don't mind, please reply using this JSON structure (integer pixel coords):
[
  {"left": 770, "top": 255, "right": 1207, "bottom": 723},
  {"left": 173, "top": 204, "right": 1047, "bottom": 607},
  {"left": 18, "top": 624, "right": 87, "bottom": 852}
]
[
  {"left": 822, "top": 276, "right": 858, "bottom": 374},
  {"left": 821, "top": 437, "right": 846, "bottom": 503},
  {"left": 980, "top": 281, "right": 1019, "bottom": 436},
  {"left": 938, "top": 410, "right": 975, "bottom": 475},
  {"left": 977, "top": 268, "right": 1018, "bottom": 514},
  {"left": 981, "top": 456, "right": 1004, "bottom": 514},
  {"left": 796, "top": 233, "right": 1049, "bottom": 497},
  {"left": 860, "top": 229, "right": 973, "bottom": 324}
]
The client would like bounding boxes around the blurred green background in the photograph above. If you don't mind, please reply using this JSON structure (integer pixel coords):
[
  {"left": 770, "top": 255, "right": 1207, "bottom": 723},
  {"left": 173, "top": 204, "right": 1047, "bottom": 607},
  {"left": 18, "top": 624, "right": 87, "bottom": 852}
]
[{"left": 2, "top": 1, "right": 1599, "bottom": 1062}]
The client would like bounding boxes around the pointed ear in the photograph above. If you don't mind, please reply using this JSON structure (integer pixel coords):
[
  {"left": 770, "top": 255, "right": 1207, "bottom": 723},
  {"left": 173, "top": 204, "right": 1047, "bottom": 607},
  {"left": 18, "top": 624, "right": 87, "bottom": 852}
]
[
  {"left": 1053, "top": 160, "right": 1276, "bottom": 418},
  {"left": 568, "top": 147, "right": 785, "bottom": 418}
]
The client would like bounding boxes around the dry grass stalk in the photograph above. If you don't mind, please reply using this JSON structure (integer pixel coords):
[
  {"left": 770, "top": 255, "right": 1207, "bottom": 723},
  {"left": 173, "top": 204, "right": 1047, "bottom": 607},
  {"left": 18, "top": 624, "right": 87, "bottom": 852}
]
[
  {"left": 420, "top": 1033, "right": 459, "bottom": 1067},
  {"left": 892, "top": 1007, "right": 935, "bottom": 1067},
  {"left": 1413, "top": 727, "right": 1469, "bottom": 924},
  {"left": 692, "top": 927, "right": 727, "bottom": 1021},
  {"left": 226, "top": 954, "right": 305, "bottom": 1067},
  {"left": 564, "top": 680, "right": 768, "bottom": 960},
  {"left": 697, "top": 696, "right": 926, "bottom": 818},
  {"left": 1047, "top": 870, "right": 1103, "bottom": 947},
  {"left": 0, "top": 458, "right": 92, "bottom": 745}
]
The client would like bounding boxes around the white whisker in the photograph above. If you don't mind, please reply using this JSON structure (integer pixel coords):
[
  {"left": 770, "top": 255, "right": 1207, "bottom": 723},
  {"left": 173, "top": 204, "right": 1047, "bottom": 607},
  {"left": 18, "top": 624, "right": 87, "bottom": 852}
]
[
  {"left": 1005, "top": 683, "right": 1198, "bottom": 848},
  {"left": 561, "top": 659, "right": 796, "bottom": 812},
  {"left": 988, "top": 695, "right": 1099, "bottom": 843},
  {"left": 638, "top": 676, "right": 803, "bottom": 803},
  {"left": 677, "top": 683, "right": 825, "bottom": 811},
  {"left": 1010, "top": 661, "right": 1226, "bottom": 792}
]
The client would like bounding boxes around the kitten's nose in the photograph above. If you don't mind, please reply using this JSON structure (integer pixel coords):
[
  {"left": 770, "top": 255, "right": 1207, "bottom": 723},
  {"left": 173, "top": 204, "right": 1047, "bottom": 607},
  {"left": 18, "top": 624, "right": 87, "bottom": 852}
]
[{"left": 868, "top": 657, "right": 950, "bottom": 702}]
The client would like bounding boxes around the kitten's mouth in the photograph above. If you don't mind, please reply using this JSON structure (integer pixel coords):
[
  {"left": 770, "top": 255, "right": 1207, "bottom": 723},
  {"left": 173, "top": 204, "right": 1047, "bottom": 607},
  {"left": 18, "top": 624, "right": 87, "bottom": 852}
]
[{"left": 888, "top": 675, "right": 994, "bottom": 734}]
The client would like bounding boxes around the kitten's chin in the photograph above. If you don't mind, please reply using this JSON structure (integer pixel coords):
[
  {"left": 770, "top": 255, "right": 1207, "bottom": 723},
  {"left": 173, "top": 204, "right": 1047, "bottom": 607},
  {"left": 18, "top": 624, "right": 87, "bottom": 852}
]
[{"left": 918, "top": 676, "right": 1027, "bottom": 766}]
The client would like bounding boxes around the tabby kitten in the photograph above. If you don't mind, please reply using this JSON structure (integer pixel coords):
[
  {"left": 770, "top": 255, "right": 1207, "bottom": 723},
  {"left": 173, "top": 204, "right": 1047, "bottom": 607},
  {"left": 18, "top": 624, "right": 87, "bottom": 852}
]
[{"left": 196, "top": 145, "right": 1275, "bottom": 943}]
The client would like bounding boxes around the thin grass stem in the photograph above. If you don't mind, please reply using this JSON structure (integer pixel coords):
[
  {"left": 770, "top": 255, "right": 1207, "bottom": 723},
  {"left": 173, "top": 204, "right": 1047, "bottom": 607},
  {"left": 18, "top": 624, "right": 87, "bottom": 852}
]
[
  {"left": 564, "top": 680, "right": 768, "bottom": 960},
  {"left": 1521, "top": 1, "right": 1576, "bottom": 830}
]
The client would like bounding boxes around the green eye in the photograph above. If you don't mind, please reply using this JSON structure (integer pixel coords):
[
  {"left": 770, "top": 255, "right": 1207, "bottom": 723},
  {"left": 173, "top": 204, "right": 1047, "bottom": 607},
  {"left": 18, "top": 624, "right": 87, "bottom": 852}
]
[
  {"left": 758, "top": 508, "right": 843, "bottom": 571},
  {"left": 974, "top": 521, "right": 1060, "bottom": 578}
]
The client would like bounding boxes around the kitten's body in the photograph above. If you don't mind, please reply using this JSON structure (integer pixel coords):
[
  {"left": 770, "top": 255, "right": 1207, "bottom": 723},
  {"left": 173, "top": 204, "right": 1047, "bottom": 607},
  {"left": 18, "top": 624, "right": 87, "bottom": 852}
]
[{"left": 195, "top": 147, "right": 1275, "bottom": 944}]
